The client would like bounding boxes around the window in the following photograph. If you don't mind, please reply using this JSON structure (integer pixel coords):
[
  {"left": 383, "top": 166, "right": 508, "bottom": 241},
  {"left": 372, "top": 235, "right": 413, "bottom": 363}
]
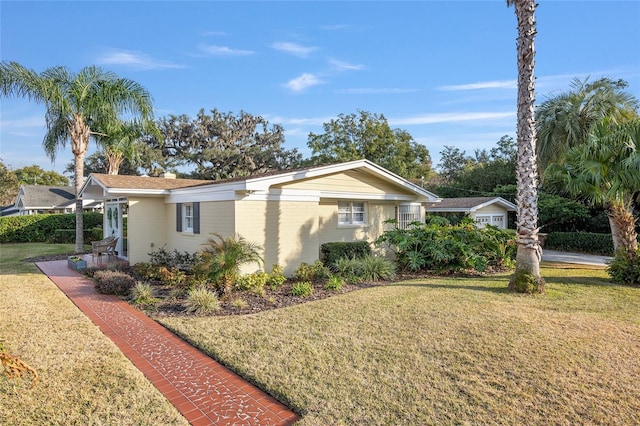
[
  {"left": 176, "top": 202, "right": 200, "bottom": 234},
  {"left": 184, "top": 203, "right": 194, "bottom": 232},
  {"left": 338, "top": 201, "right": 366, "bottom": 226},
  {"left": 397, "top": 204, "right": 422, "bottom": 229}
]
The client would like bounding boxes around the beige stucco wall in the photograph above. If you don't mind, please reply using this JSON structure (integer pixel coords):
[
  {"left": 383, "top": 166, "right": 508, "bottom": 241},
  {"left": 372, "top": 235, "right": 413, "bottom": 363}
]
[
  {"left": 164, "top": 200, "right": 236, "bottom": 256},
  {"left": 235, "top": 200, "right": 320, "bottom": 276},
  {"left": 127, "top": 197, "right": 167, "bottom": 264},
  {"left": 275, "top": 170, "right": 415, "bottom": 196}
]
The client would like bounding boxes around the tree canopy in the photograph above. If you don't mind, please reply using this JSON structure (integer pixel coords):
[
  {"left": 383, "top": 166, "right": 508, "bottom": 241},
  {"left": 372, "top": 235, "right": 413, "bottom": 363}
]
[
  {"left": 142, "top": 109, "right": 302, "bottom": 180},
  {"left": 307, "top": 111, "right": 432, "bottom": 180},
  {"left": 14, "top": 164, "right": 69, "bottom": 186}
]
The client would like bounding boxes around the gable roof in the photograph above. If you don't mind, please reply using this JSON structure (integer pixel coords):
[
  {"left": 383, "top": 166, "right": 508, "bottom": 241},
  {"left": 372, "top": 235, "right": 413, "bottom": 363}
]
[
  {"left": 15, "top": 185, "right": 75, "bottom": 209},
  {"left": 80, "top": 160, "right": 440, "bottom": 202},
  {"left": 425, "top": 197, "right": 516, "bottom": 212}
]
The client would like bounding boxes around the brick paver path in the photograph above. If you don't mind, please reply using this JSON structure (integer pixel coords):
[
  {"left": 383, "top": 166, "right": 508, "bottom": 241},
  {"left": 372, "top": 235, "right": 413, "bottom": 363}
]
[{"left": 36, "top": 259, "right": 299, "bottom": 426}]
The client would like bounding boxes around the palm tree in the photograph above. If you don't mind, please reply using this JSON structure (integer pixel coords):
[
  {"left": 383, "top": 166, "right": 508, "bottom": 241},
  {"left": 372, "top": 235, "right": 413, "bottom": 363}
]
[
  {"left": 507, "top": 0, "right": 544, "bottom": 292},
  {"left": 0, "top": 61, "right": 153, "bottom": 252},
  {"left": 536, "top": 77, "right": 638, "bottom": 172},
  {"left": 544, "top": 118, "right": 640, "bottom": 253},
  {"left": 196, "top": 233, "right": 264, "bottom": 295},
  {"left": 95, "top": 121, "right": 145, "bottom": 175}
]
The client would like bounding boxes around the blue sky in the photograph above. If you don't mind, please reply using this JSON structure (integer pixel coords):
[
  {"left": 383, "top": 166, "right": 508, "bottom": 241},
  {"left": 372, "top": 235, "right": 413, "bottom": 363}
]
[{"left": 1, "top": 1, "right": 639, "bottom": 176}]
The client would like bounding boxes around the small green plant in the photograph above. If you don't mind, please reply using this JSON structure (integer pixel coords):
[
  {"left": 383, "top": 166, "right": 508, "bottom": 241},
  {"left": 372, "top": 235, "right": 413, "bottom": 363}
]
[
  {"left": 230, "top": 297, "right": 249, "bottom": 309},
  {"left": 508, "top": 269, "right": 545, "bottom": 294},
  {"left": 294, "top": 260, "right": 328, "bottom": 281},
  {"left": 291, "top": 281, "right": 314, "bottom": 297},
  {"left": 93, "top": 270, "right": 136, "bottom": 296},
  {"left": 235, "top": 272, "right": 269, "bottom": 296},
  {"left": 607, "top": 249, "right": 640, "bottom": 285},
  {"left": 268, "top": 264, "right": 287, "bottom": 289},
  {"left": 185, "top": 287, "right": 220, "bottom": 315},
  {"left": 324, "top": 275, "right": 344, "bottom": 291},
  {"left": 357, "top": 255, "right": 396, "bottom": 281},
  {"left": 131, "top": 282, "right": 159, "bottom": 305}
]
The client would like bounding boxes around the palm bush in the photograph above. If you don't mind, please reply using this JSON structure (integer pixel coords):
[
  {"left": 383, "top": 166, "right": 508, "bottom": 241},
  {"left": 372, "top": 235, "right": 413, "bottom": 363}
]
[{"left": 195, "top": 233, "right": 263, "bottom": 295}]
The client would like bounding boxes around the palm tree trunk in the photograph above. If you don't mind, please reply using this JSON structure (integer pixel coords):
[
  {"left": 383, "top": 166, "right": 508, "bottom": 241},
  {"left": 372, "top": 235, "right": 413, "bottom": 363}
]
[
  {"left": 71, "top": 116, "right": 90, "bottom": 254},
  {"left": 608, "top": 201, "right": 638, "bottom": 252},
  {"left": 510, "top": 0, "right": 543, "bottom": 292}
]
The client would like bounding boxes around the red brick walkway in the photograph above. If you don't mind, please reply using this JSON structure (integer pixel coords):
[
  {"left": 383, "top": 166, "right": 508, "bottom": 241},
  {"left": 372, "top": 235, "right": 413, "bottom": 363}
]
[{"left": 36, "top": 259, "right": 299, "bottom": 426}]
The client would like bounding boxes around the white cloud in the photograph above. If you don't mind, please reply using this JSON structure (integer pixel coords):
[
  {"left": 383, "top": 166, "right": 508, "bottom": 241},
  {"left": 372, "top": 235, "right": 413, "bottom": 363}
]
[
  {"left": 438, "top": 80, "right": 517, "bottom": 91},
  {"left": 197, "top": 44, "right": 255, "bottom": 56},
  {"left": 390, "top": 111, "right": 515, "bottom": 126},
  {"left": 336, "top": 87, "right": 420, "bottom": 95},
  {"left": 285, "top": 73, "right": 323, "bottom": 92},
  {"left": 270, "top": 42, "right": 317, "bottom": 58},
  {"left": 329, "top": 59, "right": 364, "bottom": 71},
  {"left": 97, "top": 49, "right": 184, "bottom": 70}
]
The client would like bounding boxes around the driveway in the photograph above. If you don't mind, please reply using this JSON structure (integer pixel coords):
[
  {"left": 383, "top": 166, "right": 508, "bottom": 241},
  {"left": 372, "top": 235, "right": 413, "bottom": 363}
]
[{"left": 541, "top": 249, "right": 612, "bottom": 267}]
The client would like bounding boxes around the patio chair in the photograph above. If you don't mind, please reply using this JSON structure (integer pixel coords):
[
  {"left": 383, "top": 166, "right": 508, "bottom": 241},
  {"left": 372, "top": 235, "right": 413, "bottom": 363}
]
[{"left": 92, "top": 236, "right": 118, "bottom": 260}]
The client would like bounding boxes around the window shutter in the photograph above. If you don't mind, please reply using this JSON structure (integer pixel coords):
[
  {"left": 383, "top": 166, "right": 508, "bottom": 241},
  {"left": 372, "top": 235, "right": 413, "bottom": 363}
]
[
  {"left": 176, "top": 203, "right": 182, "bottom": 232},
  {"left": 193, "top": 202, "right": 200, "bottom": 234}
]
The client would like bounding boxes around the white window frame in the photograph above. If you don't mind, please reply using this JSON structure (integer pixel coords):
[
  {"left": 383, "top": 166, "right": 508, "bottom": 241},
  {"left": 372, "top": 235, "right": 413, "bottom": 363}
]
[
  {"left": 183, "top": 203, "right": 194, "bottom": 232},
  {"left": 397, "top": 203, "right": 422, "bottom": 230},
  {"left": 338, "top": 201, "right": 367, "bottom": 227}
]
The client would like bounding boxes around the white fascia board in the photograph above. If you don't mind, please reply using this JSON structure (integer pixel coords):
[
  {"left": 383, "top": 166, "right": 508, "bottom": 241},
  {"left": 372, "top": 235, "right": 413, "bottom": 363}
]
[
  {"left": 241, "top": 159, "right": 440, "bottom": 201},
  {"left": 473, "top": 198, "right": 517, "bottom": 212},
  {"left": 425, "top": 207, "right": 471, "bottom": 213},
  {"left": 319, "top": 191, "right": 418, "bottom": 201},
  {"left": 237, "top": 188, "right": 321, "bottom": 202},
  {"left": 166, "top": 182, "right": 245, "bottom": 203}
]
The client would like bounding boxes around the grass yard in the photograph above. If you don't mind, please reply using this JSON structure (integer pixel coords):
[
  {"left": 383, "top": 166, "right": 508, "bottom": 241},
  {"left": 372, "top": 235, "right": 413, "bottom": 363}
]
[
  {"left": 159, "top": 263, "right": 640, "bottom": 425},
  {"left": 0, "top": 243, "right": 188, "bottom": 426}
]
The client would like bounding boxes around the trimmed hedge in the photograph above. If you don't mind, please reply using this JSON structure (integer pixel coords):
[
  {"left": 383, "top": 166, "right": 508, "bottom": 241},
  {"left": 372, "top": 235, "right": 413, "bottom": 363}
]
[
  {"left": 320, "top": 241, "right": 372, "bottom": 266},
  {"left": 545, "top": 232, "right": 614, "bottom": 255},
  {"left": 0, "top": 212, "right": 103, "bottom": 243}
]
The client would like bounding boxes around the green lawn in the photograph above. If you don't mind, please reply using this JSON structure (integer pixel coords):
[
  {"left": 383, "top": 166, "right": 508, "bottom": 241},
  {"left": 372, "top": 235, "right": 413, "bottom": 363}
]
[
  {"left": 159, "top": 263, "right": 640, "bottom": 425},
  {"left": 0, "top": 243, "right": 188, "bottom": 426}
]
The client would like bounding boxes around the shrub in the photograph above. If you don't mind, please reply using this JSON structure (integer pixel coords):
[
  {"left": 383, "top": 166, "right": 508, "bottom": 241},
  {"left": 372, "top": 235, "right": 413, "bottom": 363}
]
[
  {"left": 185, "top": 287, "right": 220, "bottom": 314},
  {"left": 291, "top": 281, "right": 314, "bottom": 297},
  {"left": 545, "top": 232, "right": 614, "bottom": 255},
  {"left": 320, "top": 241, "right": 372, "bottom": 267},
  {"left": 607, "top": 249, "right": 640, "bottom": 285},
  {"left": 132, "top": 262, "right": 157, "bottom": 281},
  {"left": 294, "top": 260, "right": 328, "bottom": 282},
  {"left": 0, "top": 212, "right": 103, "bottom": 243},
  {"left": 94, "top": 270, "right": 135, "bottom": 296},
  {"left": 268, "top": 264, "right": 286, "bottom": 289},
  {"left": 131, "top": 282, "right": 159, "bottom": 305},
  {"left": 332, "top": 255, "right": 396, "bottom": 282},
  {"left": 148, "top": 247, "right": 198, "bottom": 270},
  {"left": 324, "top": 275, "right": 344, "bottom": 291},
  {"left": 376, "top": 219, "right": 516, "bottom": 274},
  {"left": 235, "top": 272, "right": 269, "bottom": 296}
]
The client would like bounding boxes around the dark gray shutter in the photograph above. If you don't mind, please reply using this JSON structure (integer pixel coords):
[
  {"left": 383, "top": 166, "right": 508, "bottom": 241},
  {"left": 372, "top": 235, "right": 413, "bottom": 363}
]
[
  {"left": 176, "top": 203, "right": 182, "bottom": 232},
  {"left": 193, "top": 202, "right": 200, "bottom": 234}
]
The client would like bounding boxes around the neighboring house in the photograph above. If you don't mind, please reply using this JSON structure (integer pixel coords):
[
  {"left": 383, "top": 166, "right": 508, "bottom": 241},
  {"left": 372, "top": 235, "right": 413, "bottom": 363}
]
[
  {"left": 424, "top": 197, "right": 516, "bottom": 229},
  {"left": 79, "top": 160, "right": 440, "bottom": 275},
  {"left": 0, "top": 205, "right": 19, "bottom": 217},
  {"left": 12, "top": 185, "right": 100, "bottom": 216}
]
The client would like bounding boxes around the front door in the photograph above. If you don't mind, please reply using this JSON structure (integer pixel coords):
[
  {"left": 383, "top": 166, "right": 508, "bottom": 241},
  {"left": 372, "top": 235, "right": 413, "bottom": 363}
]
[{"left": 105, "top": 201, "right": 128, "bottom": 258}]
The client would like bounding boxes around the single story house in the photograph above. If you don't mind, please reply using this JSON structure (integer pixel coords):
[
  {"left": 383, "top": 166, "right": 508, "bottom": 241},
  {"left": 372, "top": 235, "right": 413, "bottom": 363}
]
[
  {"left": 424, "top": 196, "right": 516, "bottom": 229},
  {"left": 12, "top": 184, "right": 100, "bottom": 216},
  {"left": 79, "top": 160, "right": 440, "bottom": 275}
]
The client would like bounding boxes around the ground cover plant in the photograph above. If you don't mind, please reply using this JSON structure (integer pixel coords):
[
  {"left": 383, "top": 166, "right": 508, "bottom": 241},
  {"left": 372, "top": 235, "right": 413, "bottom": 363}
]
[
  {"left": 158, "top": 262, "right": 640, "bottom": 425},
  {"left": 0, "top": 243, "right": 188, "bottom": 426}
]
